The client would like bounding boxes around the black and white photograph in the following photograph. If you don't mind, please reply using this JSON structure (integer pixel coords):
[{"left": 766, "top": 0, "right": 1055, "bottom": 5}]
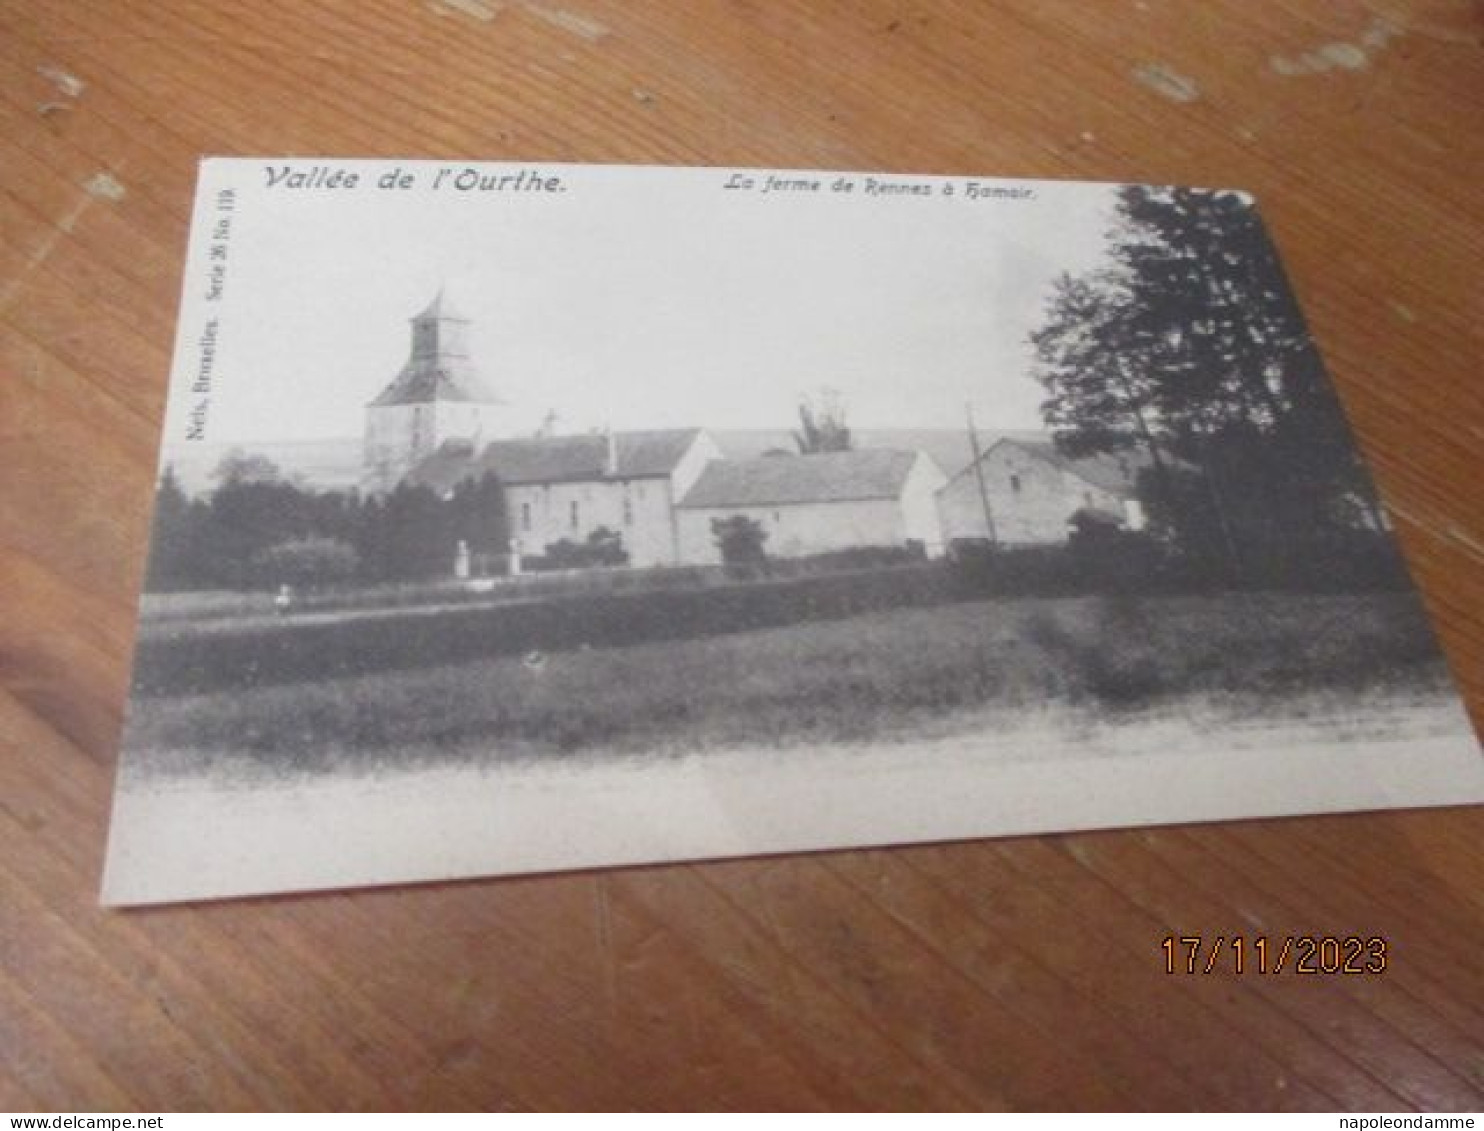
[{"left": 102, "top": 158, "right": 1484, "bottom": 905}]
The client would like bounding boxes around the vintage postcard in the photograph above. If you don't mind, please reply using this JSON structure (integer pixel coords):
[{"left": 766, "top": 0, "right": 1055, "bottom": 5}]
[{"left": 102, "top": 158, "right": 1484, "bottom": 905}]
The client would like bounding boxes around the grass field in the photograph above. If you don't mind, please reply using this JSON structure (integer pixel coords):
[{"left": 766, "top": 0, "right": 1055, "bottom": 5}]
[{"left": 121, "top": 590, "right": 1460, "bottom": 782}]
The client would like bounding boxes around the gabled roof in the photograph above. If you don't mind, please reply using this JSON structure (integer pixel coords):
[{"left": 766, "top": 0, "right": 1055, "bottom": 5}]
[
  {"left": 405, "top": 429, "right": 705, "bottom": 493},
  {"left": 710, "top": 428, "right": 1047, "bottom": 488},
  {"left": 677, "top": 449, "right": 923, "bottom": 509},
  {"left": 1006, "top": 439, "right": 1149, "bottom": 498},
  {"left": 369, "top": 363, "right": 495, "bottom": 407},
  {"left": 945, "top": 437, "right": 1149, "bottom": 500},
  {"left": 612, "top": 430, "right": 708, "bottom": 477},
  {"left": 484, "top": 434, "right": 610, "bottom": 485}
]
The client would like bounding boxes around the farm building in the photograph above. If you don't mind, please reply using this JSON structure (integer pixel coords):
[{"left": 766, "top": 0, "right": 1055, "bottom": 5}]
[
  {"left": 938, "top": 437, "right": 1148, "bottom": 546},
  {"left": 675, "top": 450, "right": 947, "bottom": 564},
  {"left": 372, "top": 293, "right": 954, "bottom": 568},
  {"left": 368, "top": 292, "right": 1151, "bottom": 568},
  {"left": 405, "top": 429, "right": 722, "bottom": 568}
]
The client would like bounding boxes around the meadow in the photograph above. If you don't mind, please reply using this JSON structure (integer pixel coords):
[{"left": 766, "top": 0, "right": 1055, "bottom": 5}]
[{"left": 123, "top": 590, "right": 1457, "bottom": 782}]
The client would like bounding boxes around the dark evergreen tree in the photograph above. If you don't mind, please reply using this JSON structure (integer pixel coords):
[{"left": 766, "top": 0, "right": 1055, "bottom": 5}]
[
  {"left": 378, "top": 482, "right": 455, "bottom": 580},
  {"left": 448, "top": 472, "right": 509, "bottom": 557},
  {"left": 202, "top": 474, "right": 313, "bottom": 587},
  {"left": 143, "top": 465, "right": 197, "bottom": 592},
  {"left": 1029, "top": 185, "right": 1382, "bottom": 580}
]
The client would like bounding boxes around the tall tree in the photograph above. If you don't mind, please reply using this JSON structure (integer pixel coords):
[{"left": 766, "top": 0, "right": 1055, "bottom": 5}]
[
  {"left": 377, "top": 482, "right": 453, "bottom": 579},
  {"left": 448, "top": 472, "right": 509, "bottom": 557},
  {"left": 200, "top": 454, "right": 316, "bottom": 587},
  {"left": 1029, "top": 185, "right": 1379, "bottom": 570},
  {"left": 793, "top": 388, "right": 852, "bottom": 454},
  {"left": 1031, "top": 270, "right": 1169, "bottom": 470},
  {"left": 144, "top": 465, "right": 197, "bottom": 591}
]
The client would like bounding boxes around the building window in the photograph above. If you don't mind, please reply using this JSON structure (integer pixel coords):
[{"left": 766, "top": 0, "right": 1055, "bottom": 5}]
[
  {"left": 520, "top": 502, "right": 531, "bottom": 532},
  {"left": 1010, "top": 474, "right": 1021, "bottom": 493},
  {"left": 570, "top": 501, "right": 580, "bottom": 530},
  {"left": 623, "top": 496, "right": 634, "bottom": 526}
]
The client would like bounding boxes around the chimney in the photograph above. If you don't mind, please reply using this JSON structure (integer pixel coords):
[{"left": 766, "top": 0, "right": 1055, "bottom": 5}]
[{"left": 605, "top": 428, "right": 619, "bottom": 477}]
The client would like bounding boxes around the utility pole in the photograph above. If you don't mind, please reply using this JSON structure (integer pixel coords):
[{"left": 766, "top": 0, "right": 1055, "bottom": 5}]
[{"left": 965, "top": 403, "right": 998, "bottom": 547}]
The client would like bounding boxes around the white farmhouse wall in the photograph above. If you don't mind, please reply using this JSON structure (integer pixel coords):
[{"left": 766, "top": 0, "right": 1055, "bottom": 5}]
[
  {"left": 899, "top": 454, "right": 948, "bottom": 556},
  {"left": 623, "top": 478, "right": 681, "bottom": 567},
  {"left": 937, "top": 442, "right": 1130, "bottom": 546},
  {"left": 508, "top": 477, "right": 678, "bottom": 567},
  {"left": 677, "top": 498, "right": 910, "bottom": 565}
]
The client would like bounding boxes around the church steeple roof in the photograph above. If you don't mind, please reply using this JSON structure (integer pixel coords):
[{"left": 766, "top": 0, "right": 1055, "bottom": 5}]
[
  {"left": 369, "top": 290, "right": 500, "bottom": 407},
  {"left": 370, "top": 367, "right": 487, "bottom": 406},
  {"left": 414, "top": 286, "right": 468, "bottom": 323}
]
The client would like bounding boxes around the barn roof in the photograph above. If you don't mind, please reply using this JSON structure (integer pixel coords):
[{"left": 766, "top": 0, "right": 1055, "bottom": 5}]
[
  {"left": 1007, "top": 440, "right": 1149, "bottom": 497},
  {"left": 677, "top": 449, "right": 922, "bottom": 509},
  {"left": 405, "top": 429, "right": 705, "bottom": 493},
  {"left": 945, "top": 437, "right": 1149, "bottom": 500},
  {"left": 711, "top": 428, "right": 1035, "bottom": 483},
  {"left": 613, "top": 430, "right": 709, "bottom": 477}
]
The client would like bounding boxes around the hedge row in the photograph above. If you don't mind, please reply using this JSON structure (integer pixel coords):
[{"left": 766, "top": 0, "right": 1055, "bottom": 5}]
[
  {"left": 132, "top": 535, "right": 1415, "bottom": 698},
  {"left": 132, "top": 563, "right": 956, "bottom": 697}
]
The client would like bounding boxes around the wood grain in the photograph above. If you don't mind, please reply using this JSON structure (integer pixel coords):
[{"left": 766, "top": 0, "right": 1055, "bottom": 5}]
[{"left": 2, "top": 0, "right": 1482, "bottom": 1111}]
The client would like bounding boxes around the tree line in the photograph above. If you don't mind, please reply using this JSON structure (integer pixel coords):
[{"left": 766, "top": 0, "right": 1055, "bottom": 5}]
[{"left": 145, "top": 453, "right": 510, "bottom": 592}]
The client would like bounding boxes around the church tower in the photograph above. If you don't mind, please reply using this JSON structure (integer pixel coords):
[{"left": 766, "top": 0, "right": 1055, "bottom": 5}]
[{"left": 362, "top": 290, "right": 503, "bottom": 494}]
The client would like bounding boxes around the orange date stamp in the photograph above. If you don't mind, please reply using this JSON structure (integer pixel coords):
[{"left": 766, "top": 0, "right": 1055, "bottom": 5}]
[{"left": 1161, "top": 935, "right": 1388, "bottom": 975}]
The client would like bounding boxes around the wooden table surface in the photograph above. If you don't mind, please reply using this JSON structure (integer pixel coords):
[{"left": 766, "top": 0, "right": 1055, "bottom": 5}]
[{"left": 4, "top": 0, "right": 1484, "bottom": 1111}]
